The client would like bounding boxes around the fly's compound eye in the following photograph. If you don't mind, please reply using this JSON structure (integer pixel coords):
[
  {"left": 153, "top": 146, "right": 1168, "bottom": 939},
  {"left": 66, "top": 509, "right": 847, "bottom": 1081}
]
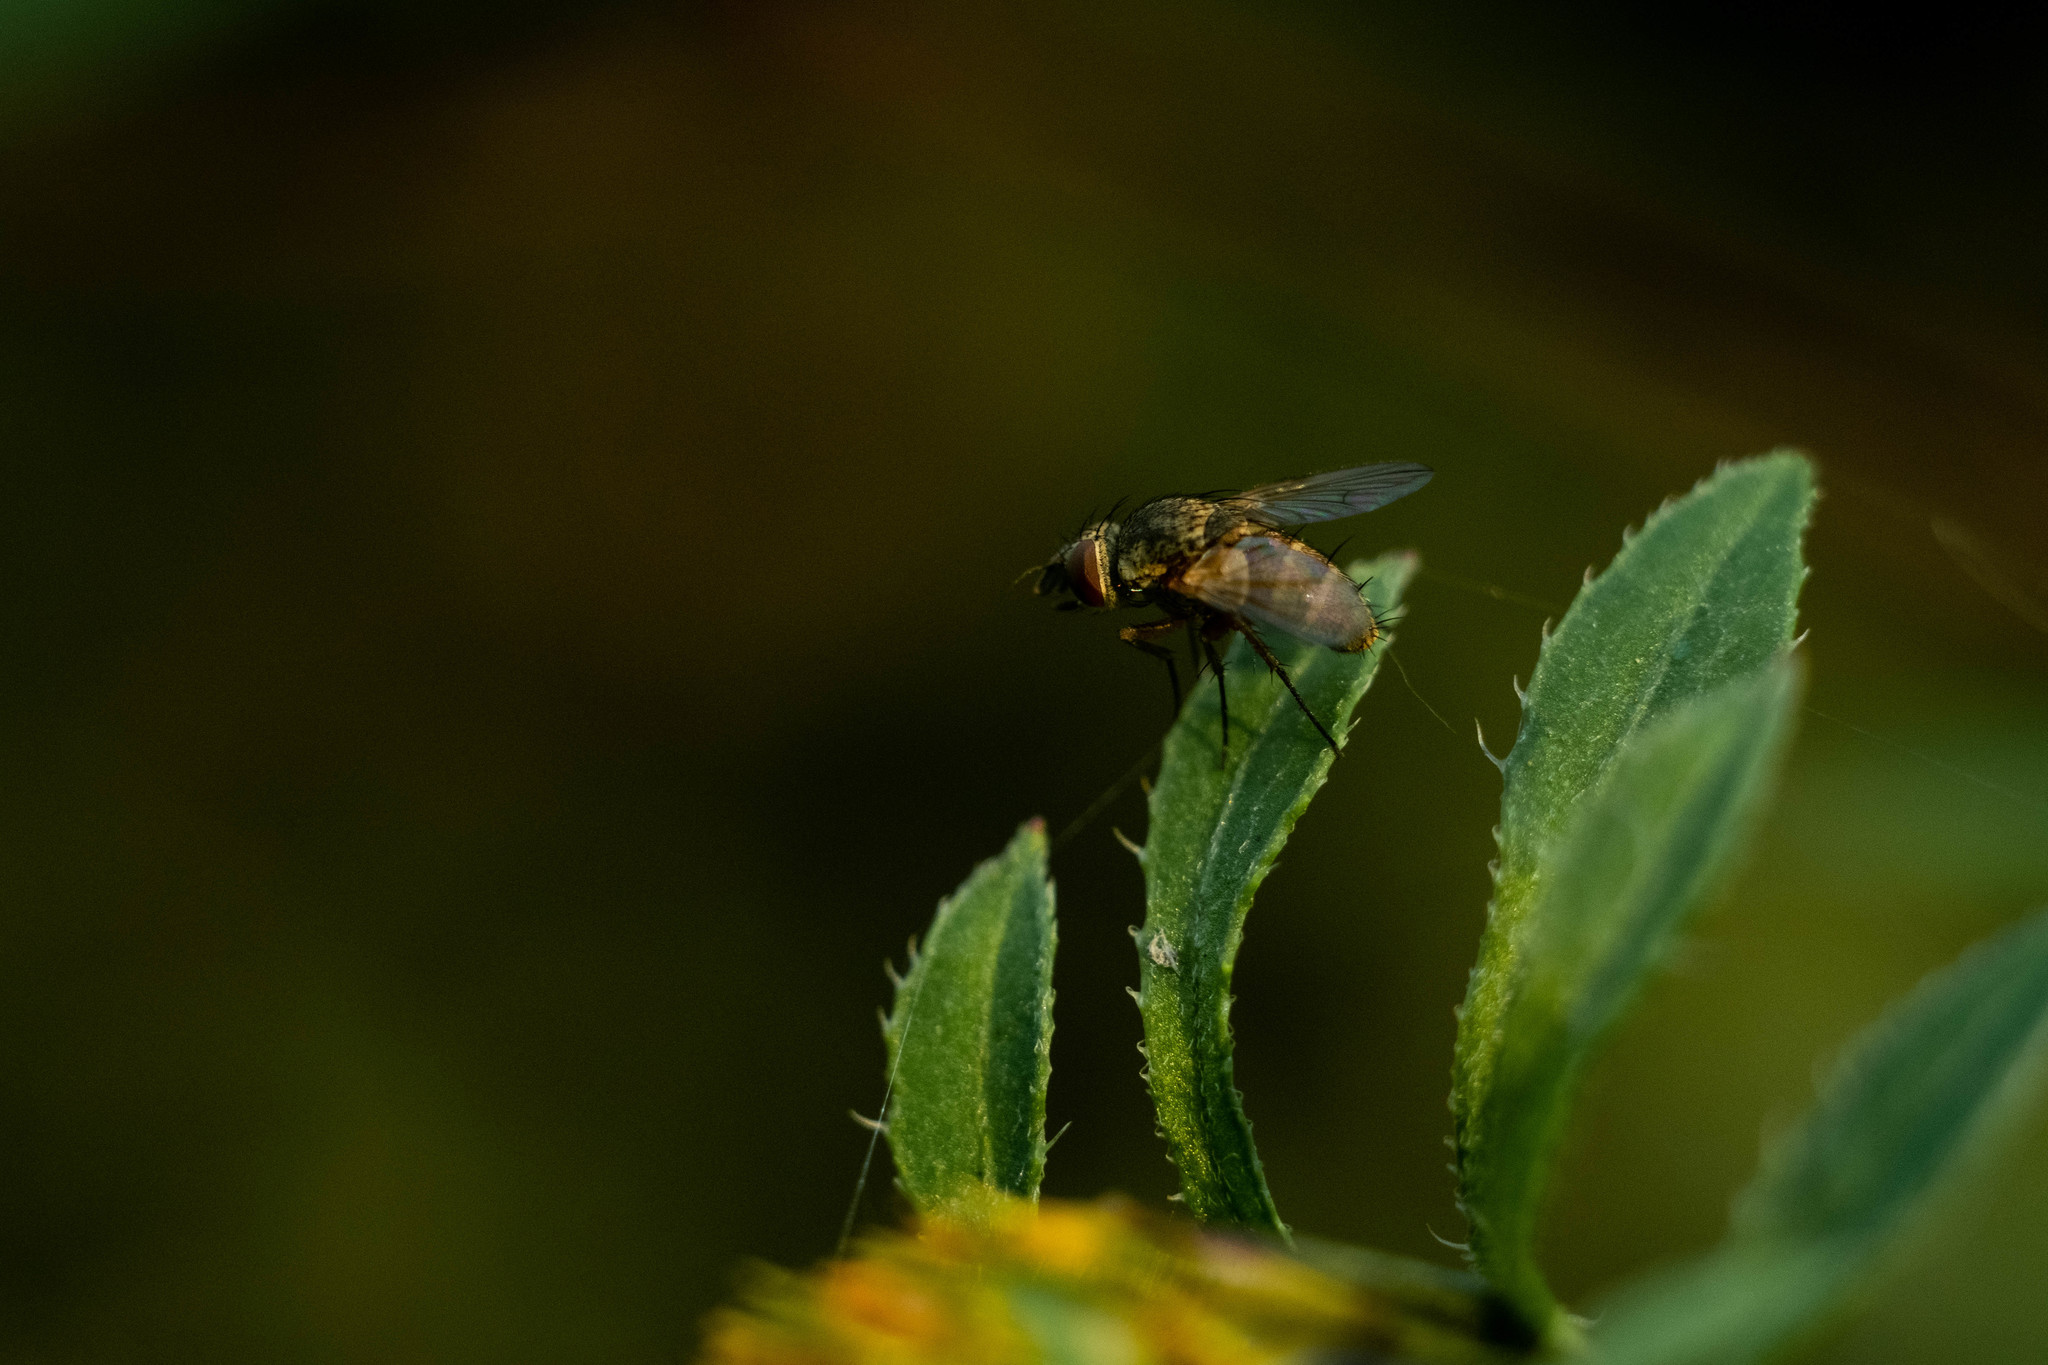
[{"left": 1065, "top": 537, "right": 1111, "bottom": 608}]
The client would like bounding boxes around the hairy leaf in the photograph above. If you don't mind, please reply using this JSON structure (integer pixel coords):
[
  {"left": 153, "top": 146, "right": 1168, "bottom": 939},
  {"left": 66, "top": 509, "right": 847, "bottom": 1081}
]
[
  {"left": 1592, "top": 905, "right": 2048, "bottom": 1365},
  {"left": 1460, "top": 659, "right": 1803, "bottom": 1326},
  {"left": 1452, "top": 452, "right": 1814, "bottom": 1326},
  {"left": 1136, "top": 551, "right": 1416, "bottom": 1233},
  {"left": 884, "top": 820, "right": 1057, "bottom": 1214}
]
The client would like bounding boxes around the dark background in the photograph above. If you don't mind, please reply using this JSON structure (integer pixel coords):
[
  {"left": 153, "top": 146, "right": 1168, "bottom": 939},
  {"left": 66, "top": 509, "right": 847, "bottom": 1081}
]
[{"left": 3, "top": 2, "right": 2047, "bottom": 1360}]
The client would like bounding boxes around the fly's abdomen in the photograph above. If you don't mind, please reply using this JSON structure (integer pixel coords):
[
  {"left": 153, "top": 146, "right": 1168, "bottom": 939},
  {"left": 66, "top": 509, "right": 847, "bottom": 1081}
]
[{"left": 1175, "top": 533, "right": 1379, "bottom": 650}]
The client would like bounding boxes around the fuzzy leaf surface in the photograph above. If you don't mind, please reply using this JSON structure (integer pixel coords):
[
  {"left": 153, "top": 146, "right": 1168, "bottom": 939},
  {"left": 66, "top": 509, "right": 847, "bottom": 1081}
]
[
  {"left": 884, "top": 820, "right": 1056, "bottom": 1213},
  {"left": 1449, "top": 454, "right": 1812, "bottom": 1321},
  {"left": 1136, "top": 551, "right": 1416, "bottom": 1234},
  {"left": 1591, "top": 905, "right": 2048, "bottom": 1365},
  {"left": 1461, "top": 659, "right": 1803, "bottom": 1325}
]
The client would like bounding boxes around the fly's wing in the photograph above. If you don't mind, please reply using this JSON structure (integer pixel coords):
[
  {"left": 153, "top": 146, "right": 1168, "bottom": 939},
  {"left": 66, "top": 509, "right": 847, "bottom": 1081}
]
[
  {"left": 1228, "top": 462, "right": 1433, "bottom": 526},
  {"left": 1177, "top": 535, "right": 1376, "bottom": 650}
]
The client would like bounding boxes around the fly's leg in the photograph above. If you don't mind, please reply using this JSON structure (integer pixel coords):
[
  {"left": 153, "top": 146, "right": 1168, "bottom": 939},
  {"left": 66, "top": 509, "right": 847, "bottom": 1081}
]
[
  {"left": 1118, "top": 619, "right": 1184, "bottom": 716},
  {"left": 1237, "top": 624, "right": 1342, "bottom": 756},
  {"left": 1200, "top": 635, "right": 1230, "bottom": 768}
]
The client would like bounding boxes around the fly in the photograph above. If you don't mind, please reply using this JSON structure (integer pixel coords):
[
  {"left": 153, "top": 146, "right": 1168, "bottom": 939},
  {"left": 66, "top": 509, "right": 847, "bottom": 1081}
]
[{"left": 1033, "top": 462, "right": 1433, "bottom": 759}]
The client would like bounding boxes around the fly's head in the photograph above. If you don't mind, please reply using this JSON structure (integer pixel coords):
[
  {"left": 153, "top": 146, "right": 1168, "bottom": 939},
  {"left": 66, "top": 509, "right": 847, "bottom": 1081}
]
[{"left": 1034, "top": 524, "right": 1119, "bottom": 611}]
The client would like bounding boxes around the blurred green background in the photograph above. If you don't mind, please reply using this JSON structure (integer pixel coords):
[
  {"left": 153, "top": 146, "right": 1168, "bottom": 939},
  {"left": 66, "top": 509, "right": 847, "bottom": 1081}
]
[{"left": 2, "top": 1, "right": 2046, "bottom": 1360}]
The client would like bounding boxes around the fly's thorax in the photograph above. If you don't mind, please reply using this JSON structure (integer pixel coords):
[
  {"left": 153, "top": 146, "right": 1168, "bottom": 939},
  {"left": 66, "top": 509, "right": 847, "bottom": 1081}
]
[{"left": 1113, "top": 496, "right": 1221, "bottom": 591}]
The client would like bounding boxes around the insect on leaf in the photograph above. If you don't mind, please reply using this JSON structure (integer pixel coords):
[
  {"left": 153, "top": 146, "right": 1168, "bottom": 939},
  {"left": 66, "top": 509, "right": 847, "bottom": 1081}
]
[
  {"left": 1135, "top": 551, "right": 1417, "bottom": 1235},
  {"left": 883, "top": 820, "right": 1057, "bottom": 1218},
  {"left": 1452, "top": 452, "right": 1815, "bottom": 1329},
  {"left": 1590, "top": 904, "right": 2048, "bottom": 1365}
]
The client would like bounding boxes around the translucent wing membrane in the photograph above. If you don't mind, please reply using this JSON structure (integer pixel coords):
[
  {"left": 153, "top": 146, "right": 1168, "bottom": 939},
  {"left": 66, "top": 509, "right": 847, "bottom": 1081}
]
[
  {"left": 1230, "top": 462, "right": 1433, "bottom": 526},
  {"left": 1178, "top": 535, "right": 1377, "bottom": 650}
]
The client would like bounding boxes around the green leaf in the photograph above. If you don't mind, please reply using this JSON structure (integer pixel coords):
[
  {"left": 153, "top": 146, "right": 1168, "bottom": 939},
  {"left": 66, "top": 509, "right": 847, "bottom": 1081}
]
[
  {"left": 884, "top": 820, "right": 1057, "bottom": 1215},
  {"left": 1591, "top": 905, "right": 2048, "bottom": 1365},
  {"left": 1135, "top": 551, "right": 1417, "bottom": 1234},
  {"left": 1459, "top": 659, "right": 1804, "bottom": 1329},
  {"left": 1452, "top": 452, "right": 1815, "bottom": 1327}
]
